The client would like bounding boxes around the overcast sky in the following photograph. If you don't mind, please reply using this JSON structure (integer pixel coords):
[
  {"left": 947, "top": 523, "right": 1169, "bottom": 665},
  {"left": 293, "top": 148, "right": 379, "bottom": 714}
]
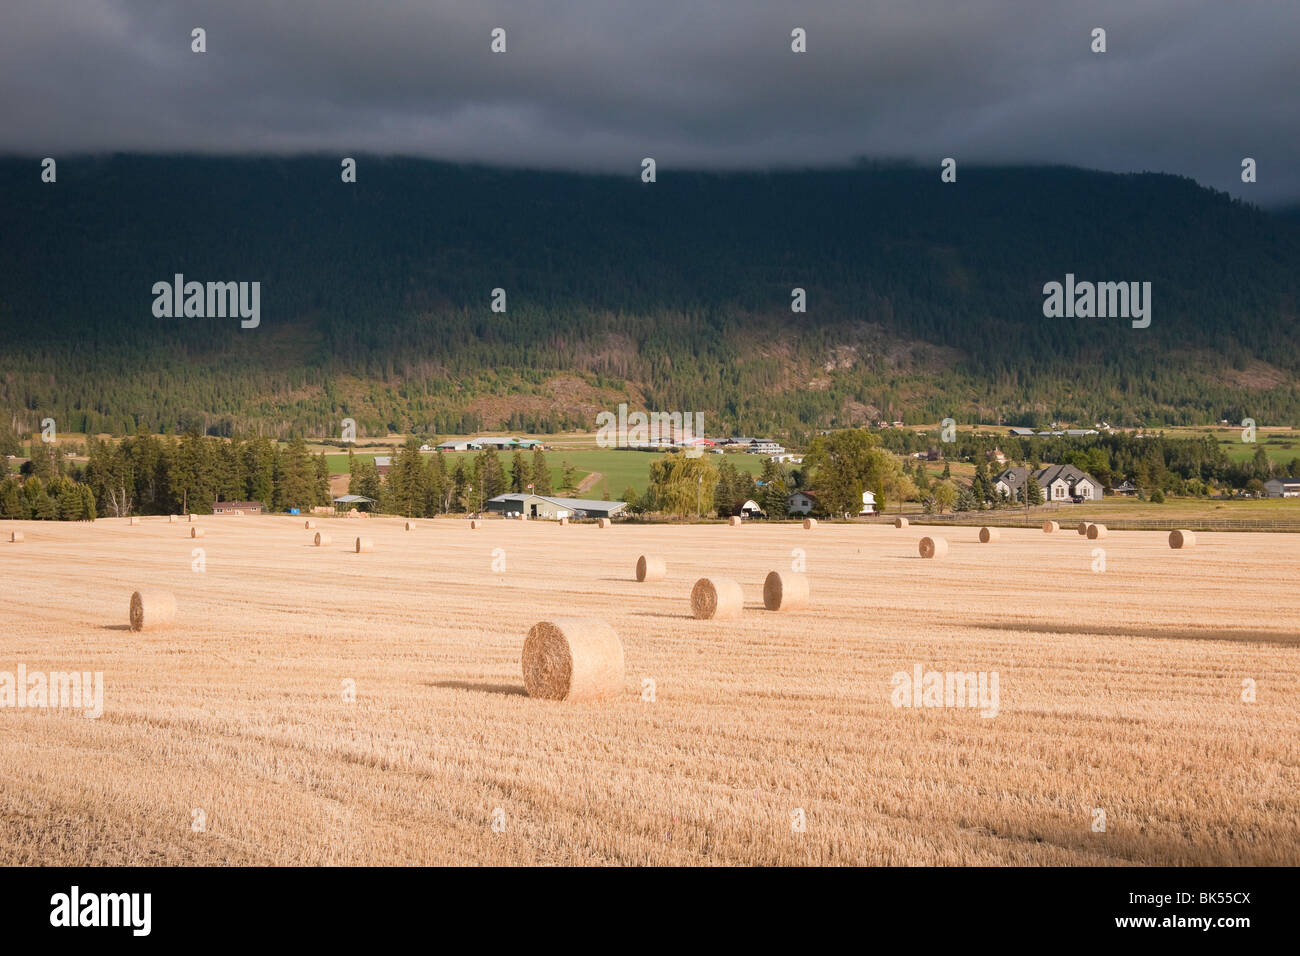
[{"left": 2, "top": 0, "right": 1297, "bottom": 203}]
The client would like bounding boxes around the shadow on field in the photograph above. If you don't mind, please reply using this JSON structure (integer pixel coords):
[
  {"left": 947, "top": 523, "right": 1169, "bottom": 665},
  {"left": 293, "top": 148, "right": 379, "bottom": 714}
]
[
  {"left": 100, "top": 624, "right": 133, "bottom": 631},
  {"left": 430, "top": 680, "right": 526, "bottom": 696},
  {"left": 629, "top": 611, "right": 696, "bottom": 620},
  {"left": 968, "top": 621, "right": 1300, "bottom": 647}
]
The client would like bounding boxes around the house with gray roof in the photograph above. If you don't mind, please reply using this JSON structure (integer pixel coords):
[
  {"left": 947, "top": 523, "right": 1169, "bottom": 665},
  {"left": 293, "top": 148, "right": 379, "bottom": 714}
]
[{"left": 993, "top": 464, "right": 1102, "bottom": 502}]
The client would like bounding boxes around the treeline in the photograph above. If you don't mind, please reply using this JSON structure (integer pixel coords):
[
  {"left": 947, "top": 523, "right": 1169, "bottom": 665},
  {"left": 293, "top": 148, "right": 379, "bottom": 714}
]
[
  {"left": 0, "top": 429, "right": 330, "bottom": 518},
  {"left": 2, "top": 157, "right": 1299, "bottom": 439}
]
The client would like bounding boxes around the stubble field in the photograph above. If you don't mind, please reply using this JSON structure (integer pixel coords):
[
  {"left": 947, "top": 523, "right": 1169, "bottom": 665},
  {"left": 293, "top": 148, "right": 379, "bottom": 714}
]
[{"left": 1, "top": 515, "right": 1298, "bottom": 865}]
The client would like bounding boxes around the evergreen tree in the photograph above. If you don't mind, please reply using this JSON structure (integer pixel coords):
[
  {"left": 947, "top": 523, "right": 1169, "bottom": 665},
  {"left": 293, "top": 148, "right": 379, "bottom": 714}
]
[
  {"left": 0, "top": 477, "right": 21, "bottom": 518},
  {"left": 955, "top": 483, "right": 976, "bottom": 512},
  {"left": 479, "top": 447, "right": 506, "bottom": 501},
  {"left": 510, "top": 451, "right": 530, "bottom": 493},
  {"left": 243, "top": 437, "right": 276, "bottom": 506},
  {"left": 349, "top": 457, "right": 382, "bottom": 508},
  {"left": 275, "top": 437, "right": 318, "bottom": 511},
  {"left": 531, "top": 449, "right": 553, "bottom": 495},
  {"left": 76, "top": 483, "right": 97, "bottom": 520},
  {"left": 386, "top": 437, "right": 429, "bottom": 516},
  {"left": 427, "top": 452, "right": 449, "bottom": 513},
  {"left": 25, "top": 478, "right": 56, "bottom": 519},
  {"left": 759, "top": 459, "right": 790, "bottom": 517},
  {"left": 1026, "top": 475, "right": 1044, "bottom": 506},
  {"left": 451, "top": 460, "right": 470, "bottom": 513}
]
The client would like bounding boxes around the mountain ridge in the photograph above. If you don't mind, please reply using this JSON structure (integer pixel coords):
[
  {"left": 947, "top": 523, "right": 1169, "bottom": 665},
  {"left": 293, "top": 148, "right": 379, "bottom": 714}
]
[{"left": 1, "top": 155, "right": 1297, "bottom": 439}]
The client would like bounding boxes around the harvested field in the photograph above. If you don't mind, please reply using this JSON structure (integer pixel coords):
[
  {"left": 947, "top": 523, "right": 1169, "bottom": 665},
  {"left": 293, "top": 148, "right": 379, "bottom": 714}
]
[{"left": 1, "top": 516, "right": 1298, "bottom": 866}]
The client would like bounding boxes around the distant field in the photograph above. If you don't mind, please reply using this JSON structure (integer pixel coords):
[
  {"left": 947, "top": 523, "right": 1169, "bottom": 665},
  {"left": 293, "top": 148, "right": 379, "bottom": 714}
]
[
  {"left": 323, "top": 447, "right": 765, "bottom": 496},
  {"left": 1162, "top": 426, "right": 1300, "bottom": 467},
  {"left": 2, "top": 516, "right": 1297, "bottom": 864}
]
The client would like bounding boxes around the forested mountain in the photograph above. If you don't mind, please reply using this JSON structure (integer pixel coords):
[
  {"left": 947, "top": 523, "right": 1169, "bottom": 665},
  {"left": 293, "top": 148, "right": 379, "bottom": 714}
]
[{"left": 2, "top": 155, "right": 1298, "bottom": 440}]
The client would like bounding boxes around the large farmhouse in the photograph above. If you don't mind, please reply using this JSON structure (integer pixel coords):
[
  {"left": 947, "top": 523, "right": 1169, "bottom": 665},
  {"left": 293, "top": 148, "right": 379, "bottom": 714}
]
[
  {"left": 486, "top": 493, "right": 626, "bottom": 520},
  {"left": 994, "top": 465, "right": 1102, "bottom": 502}
]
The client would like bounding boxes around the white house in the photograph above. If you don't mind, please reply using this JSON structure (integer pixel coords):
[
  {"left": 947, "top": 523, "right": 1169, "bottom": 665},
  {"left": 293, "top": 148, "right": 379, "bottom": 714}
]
[
  {"left": 859, "top": 490, "right": 877, "bottom": 515},
  {"left": 786, "top": 491, "right": 817, "bottom": 515}
]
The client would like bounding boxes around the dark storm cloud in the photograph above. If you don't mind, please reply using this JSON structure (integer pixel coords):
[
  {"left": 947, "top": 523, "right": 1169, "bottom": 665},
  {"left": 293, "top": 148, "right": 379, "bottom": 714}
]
[{"left": 1, "top": 0, "right": 1297, "bottom": 202}]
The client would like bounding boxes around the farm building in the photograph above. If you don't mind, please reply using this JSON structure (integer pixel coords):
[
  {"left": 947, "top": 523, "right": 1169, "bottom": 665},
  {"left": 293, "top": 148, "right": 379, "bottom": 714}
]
[
  {"left": 994, "top": 464, "right": 1102, "bottom": 502},
  {"left": 1264, "top": 477, "right": 1300, "bottom": 498},
  {"left": 373, "top": 456, "right": 392, "bottom": 476},
  {"left": 332, "top": 494, "right": 375, "bottom": 512},
  {"left": 436, "top": 440, "right": 482, "bottom": 452},
  {"left": 860, "top": 490, "right": 877, "bottom": 515},
  {"left": 474, "top": 437, "right": 544, "bottom": 451},
  {"left": 485, "top": 494, "right": 626, "bottom": 520},
  {"left": 213, "top": 500, "right": 263, "bottom": 515},
  {"left": 739, "top": 499, "right": 765, "bottom": 518}
]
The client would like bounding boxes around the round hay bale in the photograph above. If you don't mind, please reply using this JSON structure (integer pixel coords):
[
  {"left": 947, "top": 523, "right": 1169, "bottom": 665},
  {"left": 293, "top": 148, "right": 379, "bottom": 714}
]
[
  {"left": 470, "top": 520, "right": 478, "bottom": 529},
  {"left": 128, "top": 516, "right": 140, "bottom": 526},
  {"left": 918, "top": 535, "right": 948, "bottom": 559},
  {"left": 355, "top": 537, "right": 373, "bottom": 553},
  {"left": 1086, "top": 523, "right": 1108, "bottom": 540},
  {"left": 635, "top": 554, "right": 666, "bottom": 582},
  {"left": 1076, "top": 522, "right": 1089, "bottom": 535},
  {"left": 313, "top": 532, "right": 331, "bottom": 547},
  {"left": 188, "top": 514, "right": 198, "bottom": 523},
  {"left": 129, "top": 590, "right": 176, "bottom": 631},
  {"left": 802, "top": 518, "right": 817, "bottom": 529},
  {"left": 763, "top": 570, "right": 809, "bottom": 611},
  {"left": 690, "top": 577, "right": 744, "bottom": 620},
  {"left": 404, "top": 521, "right": 416, "bottom": 531},
  {"left": 522, "top": 618, "right": 625, "bottom": 702},
  {"left": 1169, "top": 529, "right": 1197, "bottom": 549},
  {"left": 190, "top": 527, "right": 204, "bottom": 538},
  {"left": 1042, "top": 520, "right": 1059, "bottom": 533},
  {"left": 598, "top": 518, "right": 611, "bottom": 529},
  {"left": 168, "top": 515, "right": 178, "bottom": 523},
  {"left": 978, "top": 526, "right": 1000, "bottom": 543},
  {"left": 558, "top": 517, "right": 569, "bottom": 526},
  {"left": 895, "top": 517, "right": 909, "bottom": 528},
  {"left": 728, "top": 516, "right": 742, "bottom": 527},
  {"left": 10, "top": 531, "right": 24, "bottom": 543},
  {"left": 304, "top": 520, "right": 315, "bottom": 530}
]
